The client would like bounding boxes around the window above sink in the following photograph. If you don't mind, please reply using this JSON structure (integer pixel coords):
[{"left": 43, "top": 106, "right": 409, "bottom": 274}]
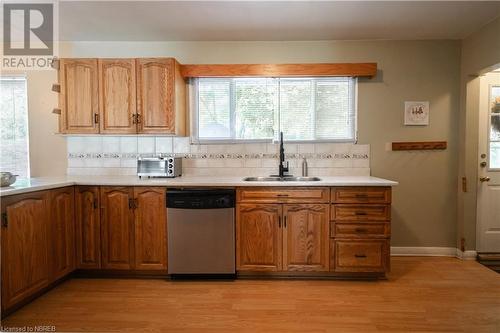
[{"left": 190, "top": 77, "right": 357, "bottom": 144}]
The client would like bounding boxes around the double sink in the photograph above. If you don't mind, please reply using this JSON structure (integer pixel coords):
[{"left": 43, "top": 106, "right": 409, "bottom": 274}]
[{"left": 243, "top": 176, "right": 321, "bottom": 182}]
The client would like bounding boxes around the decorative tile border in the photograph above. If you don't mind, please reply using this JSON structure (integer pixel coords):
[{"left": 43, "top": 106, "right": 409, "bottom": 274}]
[{"left": 68, "top": 152, "right": 369, "bottom": 160}]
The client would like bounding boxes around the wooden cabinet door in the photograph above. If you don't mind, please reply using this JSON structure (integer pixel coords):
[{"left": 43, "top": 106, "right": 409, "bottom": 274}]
[
  {"left": 236, "top": 204, "right": 282, "bottom": 271},
  {"left": 75, "top": 186, "right": 101, "bottom": 269},
  {"left": 134, "top": 187, "right": 167, "bottom": 270},
  {"left": 283, "top": 204, "right": 329, "bottom": 272},
  {"left": 1, "top": 192, "right": 50, "bottom": 310},
  {"left": 100, "top": 187, "right": 135, "bottom": 270},
  {"left": 99, "top": 59, "right": 137, "bottom": 134},
  {"left": 136, "top": 58, "right": 175, "bottom": 134},
  {"left": 48, "top": 187, "right": 75, "bottom": 281},
  {"left": 59, "top": 59, "right": 99, "bottom": 134}
]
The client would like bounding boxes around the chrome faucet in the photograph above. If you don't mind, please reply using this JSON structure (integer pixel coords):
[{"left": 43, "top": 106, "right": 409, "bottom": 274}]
[{"left": 278, "top": 132, "right": 289, "bottom": 178}]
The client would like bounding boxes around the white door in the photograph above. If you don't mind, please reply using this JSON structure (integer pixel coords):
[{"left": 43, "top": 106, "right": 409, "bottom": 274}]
[{"left": 477, "top": 72, "right": 500, "bottom": 253}]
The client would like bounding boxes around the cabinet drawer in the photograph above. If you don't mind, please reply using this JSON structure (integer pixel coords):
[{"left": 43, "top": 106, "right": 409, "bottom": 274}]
[
  {"left": 331, "top": 187, "right": 391, "bottom": 204},
  {"left": 330, "top": 222, "right": 390, "bottom": 238},
  {"left": 331, "top": 240, "right": 389, "bottom": 273},
  {"left": 331, "top": 204, "right": 390, "bottom": 221},
  {"left": 237, "top": 187, "right": 329, "bottom": 203}
]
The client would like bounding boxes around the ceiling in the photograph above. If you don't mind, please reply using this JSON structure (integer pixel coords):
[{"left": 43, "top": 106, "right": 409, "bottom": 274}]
[{"left": 59, "top": 1, "right": 500, "bottom": 41}]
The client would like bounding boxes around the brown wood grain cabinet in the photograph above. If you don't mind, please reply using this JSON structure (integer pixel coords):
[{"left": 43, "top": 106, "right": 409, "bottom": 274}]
[
  {"left": 48, "top": 187, "right": 75, "bottom": 281},
  {"left": 330, "top": 187, "right": 392, "bottom": 274},
  {"left": 331, "top": 239, "right": 390, "bottom": 273},
  {"left": 283, "top": 204, "right": 329, "bottom": 272},
  {"left": 134, "top": 187, "right": 167, "bottom": 270},
  {"left": 75, "top": 186, "right": 101, "bottom": 269},
  {"left": 236, "top": 189, "right": 330, "bottom": 273},
  {"left": 1, "top": 191, "right": 50, "bottom": 311},
  {"left": 99, "top": 59, "right": 137, "bottom": 134},
  {"left": 56, "top": 57, "right": 186, "bottom": 135},
  {"left": 136, "top": 58, "right": 186, "bottom": 135},
  {"left": 58, "top": 59, "right": 99, "bottom": 134},
  {"left": 100, "top": 187, "right": 135, "bottom": 270},
  {"left": 236, "top": 204, "right": 282, "bottom": 271}
]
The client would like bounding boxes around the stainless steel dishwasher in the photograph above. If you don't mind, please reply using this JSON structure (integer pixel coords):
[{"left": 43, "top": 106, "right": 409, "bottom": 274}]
[{"left": 166, "top": 188, "right": 235, "bottom": 278}]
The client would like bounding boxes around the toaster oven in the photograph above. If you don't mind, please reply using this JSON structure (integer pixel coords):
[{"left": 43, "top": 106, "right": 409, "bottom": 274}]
[{"left": 137, "top": 157, "right": 182, "bottom": 178}]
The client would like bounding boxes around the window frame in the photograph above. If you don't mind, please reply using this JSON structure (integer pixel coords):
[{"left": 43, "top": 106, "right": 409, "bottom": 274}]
[
  {"left": 0, "top": 74, "right": 31, "bottom": 178},
  {"left": 190, "top": 76, "right": 358, "bottom": 144}
]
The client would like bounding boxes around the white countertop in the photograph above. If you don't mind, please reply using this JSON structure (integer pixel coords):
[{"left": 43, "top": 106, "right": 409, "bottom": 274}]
[{"left": 0, "top": 175, "right": 398, "bottom": 197}]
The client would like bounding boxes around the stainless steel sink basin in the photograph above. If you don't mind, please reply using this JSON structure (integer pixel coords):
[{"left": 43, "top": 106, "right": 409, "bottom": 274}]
[{"left": 243, "top": 176, "right": 321, "bottom": 182}]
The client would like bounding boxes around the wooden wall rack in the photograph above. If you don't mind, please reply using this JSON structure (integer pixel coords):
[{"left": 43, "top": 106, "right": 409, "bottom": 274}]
[{"left": 392, "top": 141, "right": 447, "bottom": 151}]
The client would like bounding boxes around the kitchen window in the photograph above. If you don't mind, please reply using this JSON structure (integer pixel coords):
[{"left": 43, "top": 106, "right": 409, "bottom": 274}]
[
  {"left": 192, "top": 77, "right": 357, "bottom": 143},
  {"left": 0, "top": 76, "right": 30, "bottom": 178}
]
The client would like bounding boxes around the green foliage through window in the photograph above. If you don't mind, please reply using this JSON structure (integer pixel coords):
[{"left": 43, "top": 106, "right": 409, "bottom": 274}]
[{"left": 195, "top": 77, "right": 356, "bottom": 142}]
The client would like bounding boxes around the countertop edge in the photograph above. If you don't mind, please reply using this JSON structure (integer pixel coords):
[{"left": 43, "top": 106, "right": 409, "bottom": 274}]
[{"left": 1, "top": 177, "right": 398, "bottom": 197}]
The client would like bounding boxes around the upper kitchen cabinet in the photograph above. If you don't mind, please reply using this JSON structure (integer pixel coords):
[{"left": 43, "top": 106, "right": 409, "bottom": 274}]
[
  {"left": 58, "top": 59, "right": 100, "bottom": 134},
  {"left": 98, "top": 59, "right": 137, "bottom": 134},
  {"left": 55, "top": 57, "right": 187, "bottom": 135},
  {"left": 136, "top": 58, "right": 186, "bottom": 135}
]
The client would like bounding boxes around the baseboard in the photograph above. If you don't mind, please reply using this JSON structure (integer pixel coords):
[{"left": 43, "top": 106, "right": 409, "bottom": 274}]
[
  {"left": 456, "top": 249, "right": 478, "bottom": 260},
  {"left": 391, "top": 247, "right": 477, "bottom": 260}
]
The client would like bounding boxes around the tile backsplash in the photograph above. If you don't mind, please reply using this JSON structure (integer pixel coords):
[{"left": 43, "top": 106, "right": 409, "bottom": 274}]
[{"left": 66, "top": 136, "right": 370, "bottom": 177}]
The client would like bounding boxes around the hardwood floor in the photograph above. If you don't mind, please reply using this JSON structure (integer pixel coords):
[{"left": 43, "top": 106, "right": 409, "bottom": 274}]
[{"left": 2, "top": 257, "right": 499, "bottom": 332}]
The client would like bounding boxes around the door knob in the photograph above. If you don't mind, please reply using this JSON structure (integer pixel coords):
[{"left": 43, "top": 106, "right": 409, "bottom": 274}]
[{"left": 479, "top": 177, "right": 490, "bottom": 182}]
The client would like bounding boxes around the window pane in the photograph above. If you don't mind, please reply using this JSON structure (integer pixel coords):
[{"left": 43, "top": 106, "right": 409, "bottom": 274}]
[
  {"left": 0, "top": 77, "right": 30, "bottom": 178},
  {"left": 195, "top": 77, "right": 356, "bottom": 143},
  {"left": 490, "top": 142, "right": 500, "bottom": 169},
  {"left": 491, "top": 115, "right": 500, "bottom": 141},
  {"left": 280, "top": 79, "right": 313, "bottom": 140},
  {"left": 316, "top": 79, "right": 354, "bottom": 140},
  {"left": 198, "top": 79, "right": 231, "bottom": 139},
  {"left": 234, "top": 78, "right": 277, "bottom": 140}
]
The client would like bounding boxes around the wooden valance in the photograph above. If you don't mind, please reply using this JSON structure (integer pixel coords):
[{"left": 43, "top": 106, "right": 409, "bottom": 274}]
[{"left": 180, "top": 63, "right": 377, "bottom": 78}]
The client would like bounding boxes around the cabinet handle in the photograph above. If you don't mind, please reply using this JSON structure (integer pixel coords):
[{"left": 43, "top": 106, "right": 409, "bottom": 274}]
[
  {"left": 1, "top": 213, "right": 8, "bottom": 228},
  {"left": 284, "top": 216, "right": 287, "bottom": 228},
  {"left": 93, "top": 199, "right": 98, "bottom": 209},
  {"left": 355, "top": 211, "right": 367, "bottom": 216},
  {"left": 94, "top": 113, "right": 99, "bottom": 124},
  {"left": 278, "top": 216, "right": 281, "bottom": 228},
  {"left": 136, "top": 113, "right": 141, "bottom": 124},
  {"left": 354, "top": 228, "right": 367, "bottom": 233},
  {"left": 276, "top": 194, "right": 289, "bottom": 197},
  {"left": 354, "top": 254, "right": 367, "bottom": 258},
  {"left": 128, "top": 198, "right": 135, "bottom": 209},
  {"left": 132, "top": 114, "right": 137, "bottom": 124},
  {"left": 134, "top": 198, "right": 138, "bottom": 208}
]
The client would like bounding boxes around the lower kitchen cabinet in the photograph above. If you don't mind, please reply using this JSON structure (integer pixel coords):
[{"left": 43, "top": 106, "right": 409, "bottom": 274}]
[
  {"left": 75, "top": 186, "right": 101, "bottom": 269},
  {"left": 48, "top": 187, "right": 75, "bottom": 281},
  {"left": 134, "top": 187, "right": 167, "bottom": 270},
  {"left": 283, "top": 204, "right": 329, "bottom": 272},
  {"left": 1, "top": 191, "right": 51, "bottom": 311},
  {"left": 331, "top": 239, "right": 390, "bottom": 273},
  {"left": 236, "top": 204, "right": 282, "bottom": 271},
  {"left": 100, "top": 187, "right": 135, "bottom": 270},
  {"left": 236, "top": 203, "right": 330, "bottom": 272},
  {"left": 75, "top": 186, "right": 168, "bottom": 271}
]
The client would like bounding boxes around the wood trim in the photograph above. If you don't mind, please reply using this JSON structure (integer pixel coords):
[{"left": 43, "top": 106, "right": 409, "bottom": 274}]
[
  {"left": 237, "top": 187, "right": 330, "bottom": 204},
  {"left": 392, "top": 141, "right": 447, "bottom": 151},
  {"left": 180, "top": 63, "right": 377, "bottom": 78}
]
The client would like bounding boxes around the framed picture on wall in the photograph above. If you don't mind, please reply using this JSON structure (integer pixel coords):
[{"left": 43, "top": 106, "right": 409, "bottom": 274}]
[{"left": 404, "top": 101, "right": 430, "bottom": 126}]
